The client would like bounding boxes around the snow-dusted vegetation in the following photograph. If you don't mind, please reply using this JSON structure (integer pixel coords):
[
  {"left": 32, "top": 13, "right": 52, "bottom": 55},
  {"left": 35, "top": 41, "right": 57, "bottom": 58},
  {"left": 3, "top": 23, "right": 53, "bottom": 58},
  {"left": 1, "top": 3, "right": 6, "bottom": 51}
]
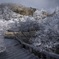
[{"left": 0, "top": 4, "right": 59, "bottom": 53}]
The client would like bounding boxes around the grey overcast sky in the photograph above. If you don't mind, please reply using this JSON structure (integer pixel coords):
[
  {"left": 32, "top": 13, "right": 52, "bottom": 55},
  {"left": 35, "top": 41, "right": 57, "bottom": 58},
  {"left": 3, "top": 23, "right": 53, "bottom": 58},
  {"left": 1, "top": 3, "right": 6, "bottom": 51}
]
[{"left": 0, "top": 0, "right": 59, "bottom": 9}]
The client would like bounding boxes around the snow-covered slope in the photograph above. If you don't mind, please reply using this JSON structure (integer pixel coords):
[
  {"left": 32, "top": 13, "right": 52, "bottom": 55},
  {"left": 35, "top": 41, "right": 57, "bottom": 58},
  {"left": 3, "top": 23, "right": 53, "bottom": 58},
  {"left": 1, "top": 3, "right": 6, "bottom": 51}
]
[{"left": 0, "top": 3, "right": 59, "bottom": 53}]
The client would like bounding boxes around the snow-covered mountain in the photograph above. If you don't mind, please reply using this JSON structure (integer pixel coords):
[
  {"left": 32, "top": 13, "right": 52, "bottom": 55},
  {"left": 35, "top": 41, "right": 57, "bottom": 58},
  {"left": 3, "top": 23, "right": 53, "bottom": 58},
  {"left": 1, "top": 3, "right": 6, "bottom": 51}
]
[{"left": 0, "top": 3, "right": 59, "bottom": 53}]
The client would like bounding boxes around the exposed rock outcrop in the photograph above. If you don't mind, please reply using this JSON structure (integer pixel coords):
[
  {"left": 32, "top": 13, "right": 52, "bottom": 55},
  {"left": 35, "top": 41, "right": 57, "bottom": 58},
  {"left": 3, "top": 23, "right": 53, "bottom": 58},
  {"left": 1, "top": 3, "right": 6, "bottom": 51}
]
[{"left": 0, "top": 3, "right": 36, "bottom": 16}]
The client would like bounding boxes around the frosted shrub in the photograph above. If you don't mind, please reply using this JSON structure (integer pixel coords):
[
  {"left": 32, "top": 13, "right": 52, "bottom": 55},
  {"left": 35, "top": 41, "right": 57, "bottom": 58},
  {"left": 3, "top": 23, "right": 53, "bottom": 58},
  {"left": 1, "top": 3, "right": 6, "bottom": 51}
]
[
  {"left": 33, "top": 9, "right": 48, "bottom": 20},
  {"left": 33, "top": 10, "right": 59, "bottom": 52},
  {"left": 17, "top": 18, "right": 40, "bottom": 43},
  {"left": 19, "top": 18, "right": 40, "bottom": 32}
]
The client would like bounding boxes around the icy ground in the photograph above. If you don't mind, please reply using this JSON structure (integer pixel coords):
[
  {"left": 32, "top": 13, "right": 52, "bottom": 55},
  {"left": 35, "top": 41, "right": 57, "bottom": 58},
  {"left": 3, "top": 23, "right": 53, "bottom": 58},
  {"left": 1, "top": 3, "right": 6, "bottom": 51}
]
[{"left": 0, "top": 6, "right": 59, "bottom": 52}]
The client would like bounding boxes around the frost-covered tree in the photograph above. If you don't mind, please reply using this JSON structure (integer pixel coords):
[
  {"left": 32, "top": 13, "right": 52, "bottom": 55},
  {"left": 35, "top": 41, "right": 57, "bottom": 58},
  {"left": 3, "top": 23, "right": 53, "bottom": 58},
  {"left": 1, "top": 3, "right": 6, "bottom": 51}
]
[
  {"left": 32, "top": 9, "right": 59, "bottom": 52},
  {"left": 15, "top": 17, "right": 40, "bottom": 43},
  {"left": 19, "top": 18, "right": 40, "bottom": 32}
]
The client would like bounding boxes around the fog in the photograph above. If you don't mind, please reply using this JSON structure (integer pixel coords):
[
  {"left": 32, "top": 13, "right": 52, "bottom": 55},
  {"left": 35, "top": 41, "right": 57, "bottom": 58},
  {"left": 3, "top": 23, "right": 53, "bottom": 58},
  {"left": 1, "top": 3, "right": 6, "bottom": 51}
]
[{"left": 0, "top": 0, "right": 59, "bottom": 9}]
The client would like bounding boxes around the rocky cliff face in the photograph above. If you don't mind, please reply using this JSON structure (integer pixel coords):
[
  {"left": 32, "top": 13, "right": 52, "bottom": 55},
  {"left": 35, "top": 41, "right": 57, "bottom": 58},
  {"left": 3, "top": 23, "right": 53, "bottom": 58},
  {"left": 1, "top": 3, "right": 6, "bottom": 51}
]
[
  {"left": 11, "top": 5, "right": 36, "bottom": 16},
  {"left": 0, "top": 3, "right": 36, "bottom": 16}
]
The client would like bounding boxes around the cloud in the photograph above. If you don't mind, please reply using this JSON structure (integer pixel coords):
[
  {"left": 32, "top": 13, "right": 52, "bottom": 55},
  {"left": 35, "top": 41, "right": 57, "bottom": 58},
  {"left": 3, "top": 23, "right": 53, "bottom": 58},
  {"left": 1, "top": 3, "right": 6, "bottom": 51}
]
[{"left": 0, "top": 0, "right": 59, "bottom": 9}]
